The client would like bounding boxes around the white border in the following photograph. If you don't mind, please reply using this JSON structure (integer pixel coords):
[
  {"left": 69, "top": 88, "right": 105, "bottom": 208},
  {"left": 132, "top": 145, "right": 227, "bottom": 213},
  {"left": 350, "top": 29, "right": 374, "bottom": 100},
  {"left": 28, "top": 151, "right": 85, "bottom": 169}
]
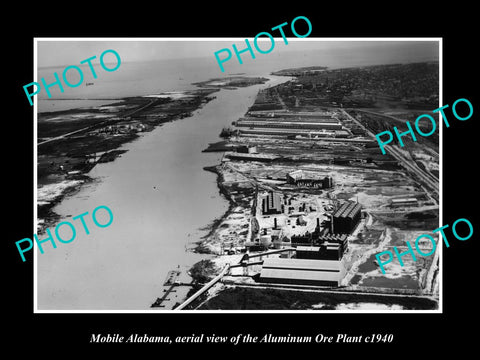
[{"left": 33, "top": 37, "right": 442, "bottom": 314}]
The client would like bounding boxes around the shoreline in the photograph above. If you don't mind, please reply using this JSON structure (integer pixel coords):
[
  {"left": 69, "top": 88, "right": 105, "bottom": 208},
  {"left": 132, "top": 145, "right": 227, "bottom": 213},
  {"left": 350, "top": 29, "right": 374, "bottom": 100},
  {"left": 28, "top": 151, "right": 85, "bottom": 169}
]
[
  {"left": 37, "top": 89, "right": 219, "bottom": 235},
  {"left": 194, "top": 165, "right": 238, "bottom": 254},
  {"left": 36, "top": 76, "right": 278, "bottom": 310},
  {"left": 36, "top": 74, "right": 276, "bottom": 234},
  {"left": 37, "top": 174, "right": 95, "bottom": 233}
]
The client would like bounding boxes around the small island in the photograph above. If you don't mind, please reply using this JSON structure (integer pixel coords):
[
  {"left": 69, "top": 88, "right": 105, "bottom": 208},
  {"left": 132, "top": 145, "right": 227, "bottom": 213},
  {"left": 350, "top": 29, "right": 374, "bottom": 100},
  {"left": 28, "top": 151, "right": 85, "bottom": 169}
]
[{"left": 192, "top": 76, "right": 269, "bottom": 89}]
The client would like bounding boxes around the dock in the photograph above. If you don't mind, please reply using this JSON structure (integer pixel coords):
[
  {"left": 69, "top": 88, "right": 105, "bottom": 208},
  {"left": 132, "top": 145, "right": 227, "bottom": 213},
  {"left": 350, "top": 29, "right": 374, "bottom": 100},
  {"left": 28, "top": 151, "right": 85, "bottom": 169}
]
[
  {"left": 151, "top": 269, "right": 182, "bottom": 308},
  {"left": 164, "top": 269, "right": 181, "bottom": 286}
]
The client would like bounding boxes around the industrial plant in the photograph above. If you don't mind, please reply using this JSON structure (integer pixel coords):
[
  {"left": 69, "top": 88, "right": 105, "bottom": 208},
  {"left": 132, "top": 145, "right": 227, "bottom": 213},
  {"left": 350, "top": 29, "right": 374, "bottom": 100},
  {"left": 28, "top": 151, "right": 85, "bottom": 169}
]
[{"left": 152, "top": 62, "right": 440, "bottom": 310}]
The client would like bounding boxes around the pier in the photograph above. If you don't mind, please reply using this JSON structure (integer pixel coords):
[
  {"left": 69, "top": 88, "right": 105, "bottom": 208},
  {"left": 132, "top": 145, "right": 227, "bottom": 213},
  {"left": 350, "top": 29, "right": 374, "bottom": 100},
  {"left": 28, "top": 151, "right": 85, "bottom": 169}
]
[{"left": 151, "top": 269, "right": 182, "bottom": 308}]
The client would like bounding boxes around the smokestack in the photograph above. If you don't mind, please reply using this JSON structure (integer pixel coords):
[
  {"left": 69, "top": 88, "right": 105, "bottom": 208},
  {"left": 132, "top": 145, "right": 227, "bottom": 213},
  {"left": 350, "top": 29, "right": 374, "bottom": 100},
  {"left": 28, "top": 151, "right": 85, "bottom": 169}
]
[
  {"left": 317, "top": 218, "right": 320, "bottom": 228},
  {"left": 274, "top": 217, "right": 277, "bottom": 229}
]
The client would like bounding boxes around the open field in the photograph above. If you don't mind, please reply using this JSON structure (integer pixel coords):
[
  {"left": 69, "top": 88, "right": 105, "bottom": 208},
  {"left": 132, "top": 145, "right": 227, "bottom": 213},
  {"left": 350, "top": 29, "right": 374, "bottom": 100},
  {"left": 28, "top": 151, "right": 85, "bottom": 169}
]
[{"left": 197, "top": 285, "right": 438, "bottom": 310}]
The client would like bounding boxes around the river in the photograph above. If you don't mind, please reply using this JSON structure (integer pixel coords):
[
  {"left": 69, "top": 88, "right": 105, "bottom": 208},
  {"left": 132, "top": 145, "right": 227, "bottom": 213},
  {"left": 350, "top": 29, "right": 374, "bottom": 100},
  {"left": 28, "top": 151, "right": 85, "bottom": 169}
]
[{"left": 36, "top": 75, "right": 289, "bottom": 310}]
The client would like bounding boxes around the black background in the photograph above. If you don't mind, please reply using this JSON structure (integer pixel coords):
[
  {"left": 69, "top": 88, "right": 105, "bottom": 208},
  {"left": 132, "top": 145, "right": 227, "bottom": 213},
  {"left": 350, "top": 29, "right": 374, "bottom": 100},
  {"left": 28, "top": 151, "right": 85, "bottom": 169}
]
[{"left": 5, "top": 4, "right": 478, "bottom": 354}]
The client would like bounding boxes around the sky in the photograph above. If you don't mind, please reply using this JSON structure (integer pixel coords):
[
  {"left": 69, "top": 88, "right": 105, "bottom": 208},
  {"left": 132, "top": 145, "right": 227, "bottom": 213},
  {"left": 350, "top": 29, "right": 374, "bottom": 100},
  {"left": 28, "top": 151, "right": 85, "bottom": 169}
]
[{"left": 36, "top": 39, "right": 440, "bottom": 68}]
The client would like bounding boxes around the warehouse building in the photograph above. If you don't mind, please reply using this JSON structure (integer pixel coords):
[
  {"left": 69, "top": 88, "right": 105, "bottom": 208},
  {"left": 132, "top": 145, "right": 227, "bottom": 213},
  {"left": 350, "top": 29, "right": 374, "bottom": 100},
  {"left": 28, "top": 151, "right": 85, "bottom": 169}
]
[
  {"left": 236, "top": 119, "right": 343, "bottom": 131},
  {"left": 390, "top": 197, "right": 418, "bottom": 208},
  {"left": 240, "top": 115, "right": 339, "bottom": 123},
  {"left": 261, "top": 191, "right": 283, "bottom": 215},
  {"left": 259, "top": 257, "right": 345, "bottom": 287},
  {"left": 224, "top": 152, "right": 279, "bottom": 162},
  {"left": 247, "top": 111, "right": 337, "bottom": 121},
  {"left": 332, "top": 201, "right": 362, "bottom": 234},
  {"left": 237, "top": 128, "right": 350, "bottom": 138},
  {"left": 286, "top": 170, "right": 334, "bottom": 189}
]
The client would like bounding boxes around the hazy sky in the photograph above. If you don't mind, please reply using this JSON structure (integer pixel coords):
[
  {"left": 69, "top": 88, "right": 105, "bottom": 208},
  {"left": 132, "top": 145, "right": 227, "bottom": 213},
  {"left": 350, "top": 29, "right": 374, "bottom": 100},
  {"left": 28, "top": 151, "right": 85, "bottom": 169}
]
[{"left": 37, "top": 39, "right": 440, "bottom": 68}]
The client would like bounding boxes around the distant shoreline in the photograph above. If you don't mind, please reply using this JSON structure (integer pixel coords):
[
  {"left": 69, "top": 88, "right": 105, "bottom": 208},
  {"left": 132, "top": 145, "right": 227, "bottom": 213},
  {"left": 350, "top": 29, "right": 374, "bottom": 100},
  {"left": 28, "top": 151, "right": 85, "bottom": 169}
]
[{"left": 38, "top": 99, "right": 126, "bottom": 114}]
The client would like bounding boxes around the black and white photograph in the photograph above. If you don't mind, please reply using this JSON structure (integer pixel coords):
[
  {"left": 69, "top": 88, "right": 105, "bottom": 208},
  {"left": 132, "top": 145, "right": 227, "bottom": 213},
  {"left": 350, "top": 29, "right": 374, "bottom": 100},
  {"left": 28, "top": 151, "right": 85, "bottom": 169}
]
[
  {"left": 33, "top": 39, "right": 441, "bottom": 312},
  {"left": 5, "top": 7, "right": 478, "bottom": 353}
]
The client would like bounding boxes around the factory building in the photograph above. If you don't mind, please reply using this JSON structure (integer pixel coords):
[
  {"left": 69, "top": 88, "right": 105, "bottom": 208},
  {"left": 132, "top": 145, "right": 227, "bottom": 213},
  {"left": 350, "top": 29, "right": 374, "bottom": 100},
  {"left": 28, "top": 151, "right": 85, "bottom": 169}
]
[
  {"left": 300, "top": 233, "right": 349, "bottom": 260},
  {"left": 259, "top": 257, "right": 345, "bottom": 287},
  {"left": 290, "top": 217, "right": 321, "bottom": 246},
  {"left": 236, "top": 119, "right": 342, "bottom": 131},
  {"left": 224, "top": 152, "right": 278, "bottom": 162},
  {"left": 286, "top": 170, "right": 334, "bottom": 189},
  {"left": 332, "top": 201, "right": 362, "bottom": 234},
  {"left": 236, "top": 145, "right": 258, "bottom": 154},
  {"left": 323, "top": 176, "right": 333, "bottom": 189},
  {"left": 296, "top": 245, "right": 344, "bottom": 261},
  {"left": 247, "top": 111, "right": 336, "bottom": 121},
  {"left": 390, "top": 197, "right": 418, "bottom": 208},
  {"left": 292, "top": 233, "right": 348, "bottom": 260},
  {"left": 238, "top": 128, "right": 345, "bottom": 138},
  {"left": 261, "top": 191, "right": 283, "bottom": 215},
  {"left": 288, "top": 218, "right": 349, "bottom": 260},
  {"left": 241, "top": 115, "right": 339, "bottom": 123}
]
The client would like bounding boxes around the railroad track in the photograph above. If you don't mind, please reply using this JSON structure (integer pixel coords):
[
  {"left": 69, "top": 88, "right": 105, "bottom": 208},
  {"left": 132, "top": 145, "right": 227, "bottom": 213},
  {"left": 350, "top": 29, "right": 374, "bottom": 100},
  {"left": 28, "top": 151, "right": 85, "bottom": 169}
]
[
  {"left": 340, "top": 109, "right": 439, "bottom": 201},
  {"left": 386, "top": 144, "right": 439, "bottom": 196}
]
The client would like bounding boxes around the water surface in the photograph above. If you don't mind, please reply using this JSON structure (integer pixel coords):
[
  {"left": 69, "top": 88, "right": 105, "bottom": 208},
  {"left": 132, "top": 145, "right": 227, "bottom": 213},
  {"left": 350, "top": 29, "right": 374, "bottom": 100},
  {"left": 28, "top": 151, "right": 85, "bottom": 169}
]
[{"left": 37, "top": 76, "right": 288, "bottom": 310}]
